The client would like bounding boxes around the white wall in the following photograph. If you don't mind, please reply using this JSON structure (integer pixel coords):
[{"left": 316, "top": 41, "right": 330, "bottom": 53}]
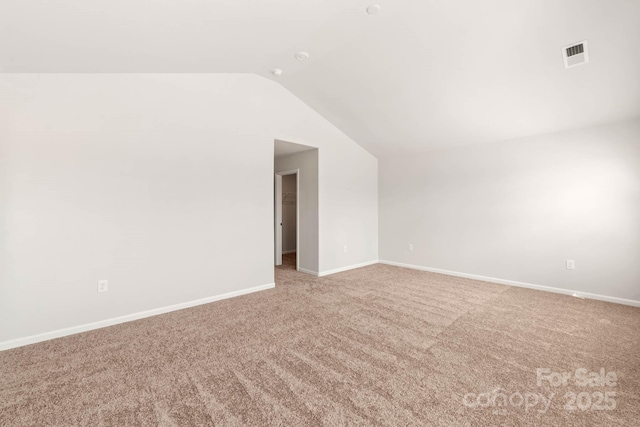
[
  {"left": 319, "top": 149, "right": 378, "bottom": 273},
  {"left": 380, "top": 119, "right": 640, "bottom": 303},
  {"left": 276, "top": 154, "right": 317, "bottom": 270},
  {"left": 0, "top": 74, "right": 378, "bottom": 345}
]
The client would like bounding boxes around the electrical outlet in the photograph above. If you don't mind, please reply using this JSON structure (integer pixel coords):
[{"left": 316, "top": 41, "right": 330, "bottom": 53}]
[
  {"left": 98, "top": 280, "right": 109, "bottom": 293},
  {"left": 343, "top": 245, "right": 348, "bottom": 253},
  {"left": 566, "top": 260, "right": 575, "bottom": 270},
  {"left": 408, "top": 244, "right": 414, "bottom": 252}
]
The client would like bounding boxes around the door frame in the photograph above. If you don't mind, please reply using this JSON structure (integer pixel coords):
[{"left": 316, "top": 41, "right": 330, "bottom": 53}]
[{"left": 275, "top": 169, "right": 300, "bottom": 271}]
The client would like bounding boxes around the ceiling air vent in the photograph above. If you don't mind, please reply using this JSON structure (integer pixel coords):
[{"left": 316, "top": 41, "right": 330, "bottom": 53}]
[{"left": 562, "top": 40, "right": 589, "bottom": 69}]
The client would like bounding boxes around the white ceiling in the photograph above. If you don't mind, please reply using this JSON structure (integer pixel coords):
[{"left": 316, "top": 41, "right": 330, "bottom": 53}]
[
  {"left": 274, "top": 140, "right": 316, "bottom": 159},
  {"left": 2, "top": 0, "right": 639, "bottom": 156}
]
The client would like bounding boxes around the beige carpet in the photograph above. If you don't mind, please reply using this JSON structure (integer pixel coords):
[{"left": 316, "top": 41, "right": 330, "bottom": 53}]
[{"left": 1, "top": 254, "right": 639, "bottom": 426}]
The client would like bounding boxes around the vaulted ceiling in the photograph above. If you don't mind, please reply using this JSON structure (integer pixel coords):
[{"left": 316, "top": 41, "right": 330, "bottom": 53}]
[{"left": 2, "top": 0, "right": 639, "bottom": 156}]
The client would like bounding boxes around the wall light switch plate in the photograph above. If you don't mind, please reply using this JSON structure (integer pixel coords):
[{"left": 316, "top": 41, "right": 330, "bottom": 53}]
[
  {"left": 98, "top": 280, "right": 109, "bottom": 293},
  {"left": 566, "top": 260, "right": 575, "bottom": 270},
  {"left": 408, "top": 244, "right": 414, "bottom": 252}
]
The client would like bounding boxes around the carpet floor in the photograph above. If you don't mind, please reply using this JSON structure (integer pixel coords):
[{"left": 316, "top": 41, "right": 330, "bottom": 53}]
[{"left": 1, "top": 254, "right": 639, "bottom": 426}]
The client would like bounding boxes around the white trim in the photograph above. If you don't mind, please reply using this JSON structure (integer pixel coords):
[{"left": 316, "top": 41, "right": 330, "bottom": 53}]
[
  {"left": 318, "top": 260, "right": 379, "bottom": 277},
  {"left": 296, "top": 260, "right": 380, "bottom": 277},
  {"left": 297, "top": 267, "right": 319, "bottom": 276},
  {"left": 276, "top": 169, "right": 299, "bottom": 175},
  {"left": 282, "top": 250, "right": 297, "bottom": 254},
  {"left": 274, "top": 173, "right": 283, "bottom": 266},
  {"left": 379, "top": 260, "right": 640, "bottom": 308},
  {"left": 295, "top": 171, "right": 299, "bottom": 272},
  {"left": 0, "top": 283, "right": 275, "bottom": 352}
]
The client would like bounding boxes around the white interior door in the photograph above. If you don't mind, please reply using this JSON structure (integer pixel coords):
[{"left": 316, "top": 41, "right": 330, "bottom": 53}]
[{"left": 275, "top": 174, "right": 283, "bottom": 266}]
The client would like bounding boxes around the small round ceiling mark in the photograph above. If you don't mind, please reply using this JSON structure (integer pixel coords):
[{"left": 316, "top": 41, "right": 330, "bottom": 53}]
[
  {"left": 271, "top": 68, "right": 283, "bottom": 77},
  {"left": 366, "top": 4, "right": 381, "bottom": 15},
  {"left": 295, "top": 51, "right": 310, "bottom": 61}
]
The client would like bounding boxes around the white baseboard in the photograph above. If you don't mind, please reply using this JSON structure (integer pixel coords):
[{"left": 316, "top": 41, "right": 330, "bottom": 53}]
[
  {"left": 379, "top": 260, "right": 640, "bottom": 308},
  {"left": 318, "top": 260, "right": 379, "bottom": 277},
  {"left": 282, "top": 250, "right": 297, "bottom": 254},
  {"left": 297, "top": 267, "right": 319, "bottom": 276},
  {"left": 0, "top": 282, "right": 275, "bottom": 352},
  {"left": 296, "top": 260, "right": 379, "bottom": 277}
]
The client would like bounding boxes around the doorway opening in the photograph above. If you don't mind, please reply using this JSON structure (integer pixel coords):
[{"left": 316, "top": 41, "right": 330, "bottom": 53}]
[
  {"left": 274, "top": 139, "right": 319, "bottom": 275},
  {"left": 274, "top": 170, "right": 299, "bottom": 270}
]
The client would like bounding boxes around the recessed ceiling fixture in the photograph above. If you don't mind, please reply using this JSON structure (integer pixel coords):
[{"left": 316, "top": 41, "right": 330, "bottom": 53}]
[
  {"left": 271, "top": 68, "right": 283, "bottom": 77},
  {"left": 562, "top": 40, "right": 589, "bottom": 69},
  {"left": 295, "top": 52, "right": 310, "bottom": 61},
  {"left": 366, "top": 4, "right": 381, "bottom": 15}
]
